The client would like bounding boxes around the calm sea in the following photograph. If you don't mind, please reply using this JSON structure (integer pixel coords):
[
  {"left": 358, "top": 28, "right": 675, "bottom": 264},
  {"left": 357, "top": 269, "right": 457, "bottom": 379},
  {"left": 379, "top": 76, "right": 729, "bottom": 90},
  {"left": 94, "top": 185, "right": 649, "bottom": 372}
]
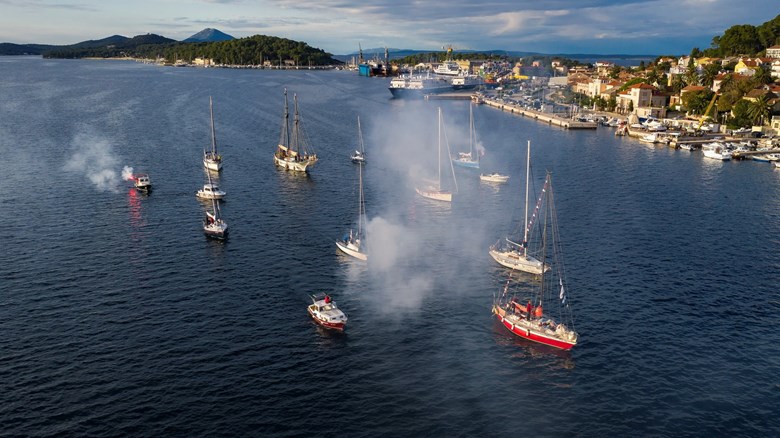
[{"left": 1, "top": 57, "right": 778, "bottom": 436}]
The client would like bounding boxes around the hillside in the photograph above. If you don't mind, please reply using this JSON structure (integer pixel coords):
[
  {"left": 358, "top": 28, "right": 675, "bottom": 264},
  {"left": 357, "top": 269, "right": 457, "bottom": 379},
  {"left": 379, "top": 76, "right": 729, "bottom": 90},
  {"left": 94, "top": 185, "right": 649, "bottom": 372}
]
[{"left": 43, "top": 34, "right": 177, "bottom": 58}]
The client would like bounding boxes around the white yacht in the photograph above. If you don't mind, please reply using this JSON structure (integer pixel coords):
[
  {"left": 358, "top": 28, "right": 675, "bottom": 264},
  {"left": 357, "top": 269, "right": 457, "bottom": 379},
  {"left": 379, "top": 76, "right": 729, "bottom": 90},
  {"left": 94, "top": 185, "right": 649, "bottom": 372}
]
[{"left": 196, "top": 183, "right": 226, "bottom": 200}]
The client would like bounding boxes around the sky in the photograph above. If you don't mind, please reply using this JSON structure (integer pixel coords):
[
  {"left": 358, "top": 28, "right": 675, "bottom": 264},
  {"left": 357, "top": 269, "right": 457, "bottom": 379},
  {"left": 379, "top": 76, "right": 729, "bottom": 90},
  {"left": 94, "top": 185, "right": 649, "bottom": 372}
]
[{"left": 0, "top": 0, "right": 776, "bottom": 56}]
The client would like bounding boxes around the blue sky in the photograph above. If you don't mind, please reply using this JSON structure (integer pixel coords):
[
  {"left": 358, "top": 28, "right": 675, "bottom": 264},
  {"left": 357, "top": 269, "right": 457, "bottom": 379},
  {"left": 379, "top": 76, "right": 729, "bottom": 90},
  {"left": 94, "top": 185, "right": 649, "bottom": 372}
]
[{"left": 0, "top": 0, "right": 776, "bottom": 55}]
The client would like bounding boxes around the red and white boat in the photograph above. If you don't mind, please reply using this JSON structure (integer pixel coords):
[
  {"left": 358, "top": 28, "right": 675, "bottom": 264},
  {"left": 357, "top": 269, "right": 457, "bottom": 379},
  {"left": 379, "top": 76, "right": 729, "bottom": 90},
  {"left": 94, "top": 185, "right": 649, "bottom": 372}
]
[
  {"left": 307, "top": 293, "right": 348, "bottom": 331},
  {"left": 492, "top": 172, "right": 578, "bottom": 350}
]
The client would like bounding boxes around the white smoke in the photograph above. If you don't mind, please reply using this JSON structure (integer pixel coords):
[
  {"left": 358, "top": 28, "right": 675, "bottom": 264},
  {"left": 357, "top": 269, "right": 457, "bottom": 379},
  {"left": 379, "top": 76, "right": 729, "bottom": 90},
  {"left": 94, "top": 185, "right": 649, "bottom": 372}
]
[
  {"left": 64, "top": 133, "right": 121, "bottom": 193},
  {"left": 121, "top": 165, "right": 134, "bottom": 181},
  {"left": 365, "top": 216, "right": 435, "bottom": 312}
]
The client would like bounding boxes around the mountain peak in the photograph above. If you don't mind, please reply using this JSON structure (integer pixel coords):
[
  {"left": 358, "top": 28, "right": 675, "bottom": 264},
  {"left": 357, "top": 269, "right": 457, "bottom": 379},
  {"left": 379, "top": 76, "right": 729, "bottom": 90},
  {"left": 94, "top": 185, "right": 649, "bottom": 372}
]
[{"left": 184, "top": 28, "right": 234, "bottom": 43}]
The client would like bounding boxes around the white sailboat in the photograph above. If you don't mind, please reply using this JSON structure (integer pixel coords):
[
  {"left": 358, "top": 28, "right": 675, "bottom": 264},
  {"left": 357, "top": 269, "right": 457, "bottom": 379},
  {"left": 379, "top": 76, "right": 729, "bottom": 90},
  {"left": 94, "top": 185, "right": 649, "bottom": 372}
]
[
  {"left": 336, "top": 161, "right": 368, "bottom": 261},
  {"left": 452, "top": 103, "right": 480, "bottom": 169},
  {"left": 416, "top": 107, "right": 458, "bottom": 202},
  {"left": 274, "top": 88, "right": 318, "bottom": 172},
  {"left": 351, "top": 116, "right": 366, "bottom": 164},
  {"left": 203, "top": 199, "right": 228, "bottom": 240},
  {"left": 489, "top": 140, "right": 548, "bottom": 274},
  {"left": 203, "top": 96, "right": 222, "bottom": 171}
]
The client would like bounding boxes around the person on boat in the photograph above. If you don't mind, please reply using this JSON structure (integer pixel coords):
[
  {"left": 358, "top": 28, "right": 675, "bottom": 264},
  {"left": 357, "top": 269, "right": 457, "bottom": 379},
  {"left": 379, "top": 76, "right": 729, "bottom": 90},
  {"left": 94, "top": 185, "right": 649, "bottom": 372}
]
[
  {"left": 324, "top": 295, "right": 331, "bottom": 304},
  {"left": 534, "top": 305, "right": 543, "bottom": 319},
  {"left": 526, "top": 301, "right": 532, "bottom": 321}
]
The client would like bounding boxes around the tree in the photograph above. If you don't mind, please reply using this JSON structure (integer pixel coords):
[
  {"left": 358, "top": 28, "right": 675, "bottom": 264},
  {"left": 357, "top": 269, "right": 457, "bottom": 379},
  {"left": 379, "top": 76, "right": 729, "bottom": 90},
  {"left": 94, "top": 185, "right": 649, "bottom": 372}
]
[
  {"left": 628, "top": 101, "right": 634, "bottom": 113},
  {"left": 747, "top": 94, "right": 773, "bottom": 126},
  {"left": 753, "top": 66, "right": 773, "bottom": 85},
  {"left": 701, "top": 63, "right": 721, "bottom": 88},
  {"left": 682, "top": 89, "right": 715, "bottom": 115},
  {"left": 685, "top": 52, "right": 699, "bottom": 86},
  {"left": 729, "top": 99, "right": 752, "bottom": 128}
]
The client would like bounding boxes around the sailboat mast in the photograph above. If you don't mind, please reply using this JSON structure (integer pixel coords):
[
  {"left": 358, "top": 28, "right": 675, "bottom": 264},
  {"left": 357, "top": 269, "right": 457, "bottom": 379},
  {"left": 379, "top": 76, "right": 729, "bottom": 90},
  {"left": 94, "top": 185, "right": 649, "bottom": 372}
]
[
  {"left": 209, "top": 96, "right": 217, "bottom": 155},
  {"left": 469, "top": 103, "right": 475, "bottom": 156},
  {"left": 292, "top": 94, "right": 300, "bottom": 154},
  {"left": 358, "top": 116, "right": 365, "bottom": 154},
  {"left": 358, "top": 161, "right": 364, "bottom": 237},
  {"left": 523, "top": 140, "right": 531, "bottom": 256},
  {"left": 437, "top": 107, "right": 442, "bottom": 190},
  {"left": 279, "top": 89, "right": 290, "bottom": 149}
]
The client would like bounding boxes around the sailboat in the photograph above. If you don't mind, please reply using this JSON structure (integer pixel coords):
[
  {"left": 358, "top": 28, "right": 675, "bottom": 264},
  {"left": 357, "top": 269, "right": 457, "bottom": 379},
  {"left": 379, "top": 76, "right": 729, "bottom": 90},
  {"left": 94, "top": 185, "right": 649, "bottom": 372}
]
[
  {"left": 203, "top": 96, "right": 222, "bottom": 172},
  {"left": 489, "top": 140, "right": 548, "bottom": 275},
  {"left": 492, "top": 171, "right": 578, "bottom": 350},
  {"left": 203, "top": 197, "right": 228, "bottom": 239},
  {"left": 274, "top": 88, "right": 318, "bottom": 172},
  {"left": 452, "top": 103, "right": 480, "bottom": 169},
  {"left": 336, "top": 161, "right": 368, "bottom": 261},
  {"left": 351, "top": 116, "right": 366, "bottom": 164},
  {"left": 416, "top": 107, "right": 458, "bottom": 202}
]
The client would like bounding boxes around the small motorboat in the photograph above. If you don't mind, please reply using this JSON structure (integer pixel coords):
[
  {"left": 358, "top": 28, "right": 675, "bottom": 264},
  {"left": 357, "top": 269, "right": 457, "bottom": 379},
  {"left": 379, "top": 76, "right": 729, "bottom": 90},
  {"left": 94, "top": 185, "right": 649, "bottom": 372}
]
[
  {"left": 480, "top": 172, "right": 510, "bottom": 183},
  {"left": 134, "top": 174, "right": 152, "bottom": 192},
  {"left": 351, "top": 150, "right": 366, "bottom": 164},
  {"left": 307, "top": 293, "right": 348, "bottom": 331},
  {"left": 196, "top": 183, "right": 226, "bottom": 200}
]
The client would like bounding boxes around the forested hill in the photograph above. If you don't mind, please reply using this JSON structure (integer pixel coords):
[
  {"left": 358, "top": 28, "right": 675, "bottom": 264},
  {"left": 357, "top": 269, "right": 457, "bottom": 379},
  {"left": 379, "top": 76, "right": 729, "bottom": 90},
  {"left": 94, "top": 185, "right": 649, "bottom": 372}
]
[
  {"left": 703, "top": 13, "right": 780, "bottom": 57},
  {"left": 37, "top": 33, "right": 339, "bottom": 66}
]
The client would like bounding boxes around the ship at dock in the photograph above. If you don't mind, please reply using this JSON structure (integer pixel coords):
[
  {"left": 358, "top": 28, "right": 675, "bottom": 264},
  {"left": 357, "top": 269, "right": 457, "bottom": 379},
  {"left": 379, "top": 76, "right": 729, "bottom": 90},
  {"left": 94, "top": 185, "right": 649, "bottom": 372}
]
[
  {"left": 388, "top": 73, "right": 453, "bottom": 98},
  {"left": 389, "top": 72, "right": 482, "bottom": 98}
]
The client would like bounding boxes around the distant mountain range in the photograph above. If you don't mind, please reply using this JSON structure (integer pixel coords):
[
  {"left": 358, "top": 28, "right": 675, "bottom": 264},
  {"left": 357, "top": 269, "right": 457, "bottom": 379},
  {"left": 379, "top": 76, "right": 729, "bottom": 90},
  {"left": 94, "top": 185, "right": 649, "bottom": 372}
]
[
  {"left": 0, "top": 28, "right": 233, "bottom": 55},
  {"left": 337, "top": 47, "right": 656, "bottom": 62}
]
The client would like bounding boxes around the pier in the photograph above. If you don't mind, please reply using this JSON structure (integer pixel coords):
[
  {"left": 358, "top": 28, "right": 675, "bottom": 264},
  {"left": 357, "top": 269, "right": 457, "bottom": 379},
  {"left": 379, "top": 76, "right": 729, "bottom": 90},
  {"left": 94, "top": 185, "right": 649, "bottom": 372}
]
[{"left": 481, "top": 98, "right": 598, "bottom": 129}]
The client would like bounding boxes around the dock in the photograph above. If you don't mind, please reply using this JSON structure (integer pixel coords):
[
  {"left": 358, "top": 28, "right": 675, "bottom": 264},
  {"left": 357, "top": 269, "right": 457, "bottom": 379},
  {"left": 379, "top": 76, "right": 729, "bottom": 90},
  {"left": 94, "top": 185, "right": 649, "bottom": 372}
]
[{"left": 481, "top": 99, "right": 598, "bottom": 129}]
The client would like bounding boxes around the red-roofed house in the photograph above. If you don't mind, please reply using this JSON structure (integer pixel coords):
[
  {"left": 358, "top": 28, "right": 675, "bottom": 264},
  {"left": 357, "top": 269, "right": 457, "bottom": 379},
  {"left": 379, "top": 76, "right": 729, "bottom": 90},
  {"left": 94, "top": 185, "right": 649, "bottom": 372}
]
[{"left": 617, "top": 83, "right": 667, "bottom": 117}]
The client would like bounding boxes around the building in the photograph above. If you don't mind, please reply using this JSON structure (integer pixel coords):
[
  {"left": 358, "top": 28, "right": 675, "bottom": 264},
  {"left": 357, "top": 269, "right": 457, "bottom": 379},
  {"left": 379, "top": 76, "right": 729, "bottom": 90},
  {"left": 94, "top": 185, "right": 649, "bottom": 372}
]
[
  {"left": 766, "top": 45, "right": 780, "bottom": 59},
  {"left": 616, "top": 83, "right": 667, "bottom": 118}
]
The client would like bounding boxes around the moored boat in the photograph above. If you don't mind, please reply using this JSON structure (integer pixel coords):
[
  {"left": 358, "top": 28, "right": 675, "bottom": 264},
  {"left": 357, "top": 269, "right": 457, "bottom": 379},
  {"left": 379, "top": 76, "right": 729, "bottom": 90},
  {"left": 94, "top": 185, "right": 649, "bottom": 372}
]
[
  {"left": 274, "top": 89, "right": 318, "bottom": 172},
  {"left": 388, "top": 73, "right": 453, "bottom": 98},
  {"left": 480, "top": 173, "right": 510, "bottom": 183},
  {"left": 489, "top": 140, "right": 548, "bottom": 274},
  {"left": 416, "top": 107, "right": 458, "bottom": 202},
  {"left": 351, "top": 116, "right": 367, "bottom": 164},
  {"left": 307, "top": 293, "right": 348, "bottom": 330},
  {"left": 452, "top": 103, "right": 481, "bottom": 169},
  {"left": 701, "top": 142, "right": 732, "bottom": 161},
  {"left": 196, "top": 182, "right": 226, "bottom": 200},
  {"left": 133, "top": 174, "right": 152, "bottom": 192},
  {"left": 203, "top": 197, "right": 228, "bottom": 239},
  {"left": 336, "top": 157, "right": 368, "bottom": 261},
  {"left": 203, "top": 96, "right": 223, "bottom": 171}
]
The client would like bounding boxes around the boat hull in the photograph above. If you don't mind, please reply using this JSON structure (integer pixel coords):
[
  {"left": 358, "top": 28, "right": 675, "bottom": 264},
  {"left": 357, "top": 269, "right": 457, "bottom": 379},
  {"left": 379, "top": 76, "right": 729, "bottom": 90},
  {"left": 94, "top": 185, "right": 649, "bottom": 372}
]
[
  {"left": 274, "top": 154, "right": 318, "bottom": 172},
  {"left": 388, "top": 86, "right": 452, "bottom": 99},
  {"left": 203, "top": 222, "right": 228, "bottom": 239},
  {"left": 480, "top": 174, "right": 509, "bottom": 183},
  {"left": 336, "top": 240, "right": 368, "bottom": 261},
  {"left": 204, "top": 158, "right": 222, "bottom": 171},
  {"left": 489, "top": 248, "right": 547, "bottom": 274},
  {"left": 493, "top": 305, "right": 576, "bottom": 350},
  {"left": 415, "top": 187, "right": 452, "bottom": 202},
  {"left": 452, "top": 158, "right": 479, "bottom": 169},
  {"left": 307, "top": 306, "right": 346, "bottom": 331}
]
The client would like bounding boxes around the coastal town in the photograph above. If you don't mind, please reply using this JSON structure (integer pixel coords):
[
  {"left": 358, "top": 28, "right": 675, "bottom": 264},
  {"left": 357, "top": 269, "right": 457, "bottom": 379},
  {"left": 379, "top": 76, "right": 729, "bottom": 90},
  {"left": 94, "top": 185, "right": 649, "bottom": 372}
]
[{"left": 358, "top": 43, "right": 780, "bottom": 160}]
